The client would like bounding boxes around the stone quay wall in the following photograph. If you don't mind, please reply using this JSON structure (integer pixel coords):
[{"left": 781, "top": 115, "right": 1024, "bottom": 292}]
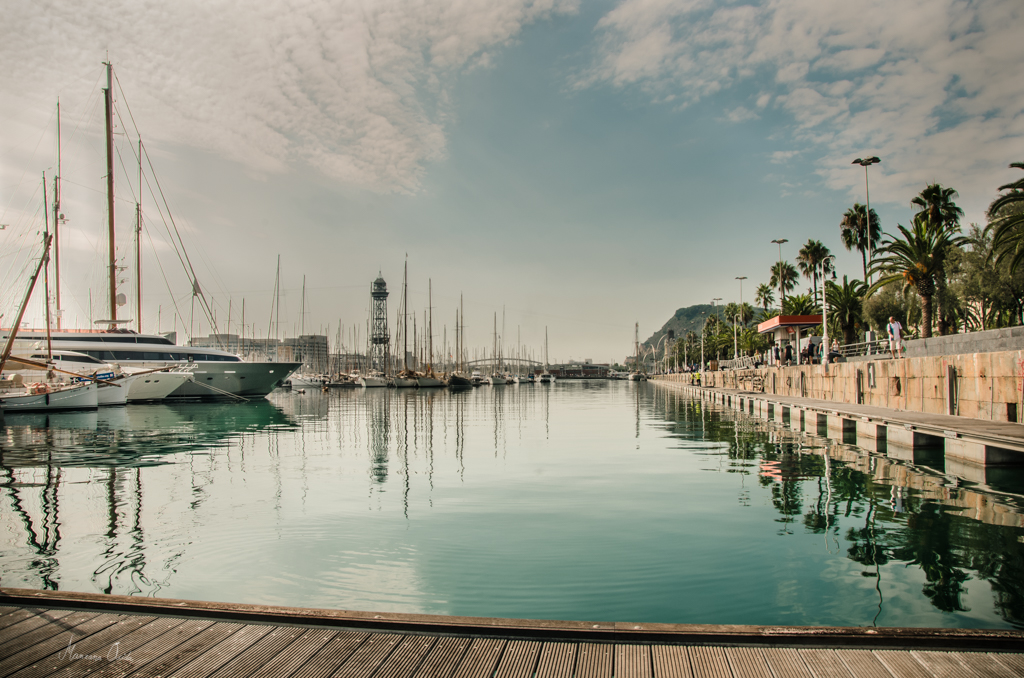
[{"left": 661, "top": 349, "right": 1024, "bottom": 424}]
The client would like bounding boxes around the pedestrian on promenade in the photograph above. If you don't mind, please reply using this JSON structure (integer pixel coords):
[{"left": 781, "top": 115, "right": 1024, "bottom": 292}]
[
  {"left": 887, "top": 316, "right": 904, "bottom": 359},
  {"left": 784, "top": 342, "right": 793, "bottom": 366}
]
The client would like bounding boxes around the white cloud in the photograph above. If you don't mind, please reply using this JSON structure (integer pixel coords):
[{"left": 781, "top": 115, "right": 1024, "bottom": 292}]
[
  {"left": 0, "top": 0, "right": 578, "bottom": 195},
  {"left": 771, "top": 151, "right": 799, "bottom": 164},
  {"left": 724, "top": 106, "right": 758, "bottom": 123},
  {"left": 582, "top": 0, "right": 1024, "bottom": 221}
]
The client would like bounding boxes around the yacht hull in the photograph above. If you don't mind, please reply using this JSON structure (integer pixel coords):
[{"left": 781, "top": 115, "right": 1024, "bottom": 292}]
[
  {"left": 125, "top": 371, "right": 195, "bottom": 401},
  {"left": 0, "top": 382, "right": 98, "bottom": 412}
]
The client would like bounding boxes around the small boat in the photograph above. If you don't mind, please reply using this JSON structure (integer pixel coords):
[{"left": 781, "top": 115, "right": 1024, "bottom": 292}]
[
  {"left": 513, "top": 375, "right": 531, "bottom": 384},
  {"left": 393, "top": 370, "right": 419, "bottom": 388},
  {"left": 538, "top": 372, "right": 552, "bottom": 384},
  {"left": 485, "top": 374, "right": 506, "bottom": 386},
  {"left": 0, "top": 380, "right": 99, "bottom": 412},
  {"left": 447, "top": 373, "right": 472, "bottom": 388},
  {"left": 290, "top": 374, "right": 327, "bottom": 388},
  {"left": 417, "top": 372, "right": 444, "bottom": 388},
  {"left": 354, "top": 372, "right": 387, "bottom": 388}
]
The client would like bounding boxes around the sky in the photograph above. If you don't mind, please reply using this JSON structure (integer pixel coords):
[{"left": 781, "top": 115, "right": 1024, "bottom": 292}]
[{"left": 1, "top": 0, "right": 1022, "bottom": 364}]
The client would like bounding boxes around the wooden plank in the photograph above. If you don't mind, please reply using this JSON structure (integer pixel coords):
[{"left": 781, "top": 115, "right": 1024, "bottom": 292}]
[
  {"left": 0, "top": 608, "right": 78, "bottom": 644},
  {"left": 951, "top": 652, "right": 1016, "bottom": 678},
  {"left": 412, "top": 636, "right": 471, "bottom": 678},
  {"left": 0, "top": 612, "right": 118, "bottom": 677},
  {"left": 111, "top": 622, "right": 244, "bottom": 678},
  {"left": 616, "top": 644, "right": 652, "bottom": 678},
  {"left": 724, "top": 647, "right": 773, "bottom": 678},
  {"left": 5, "top": 613, "right": 156, "bottom": 678},
  {"left": 373, "top": 635, "right": 437, "bottom": 678},
  {"left": 248, "top": 628, "right": 339, "bottom": 678},
  {"left": 289, "top": 630, "right": 368, "bottom": 678},
  {"left": 452, "top": 638, "right": 506, "bottom": 678},
  {"left": 833, "top": 650, "right": 896, "bottom": 678},
  {"left": 494, "top": 640, "right": 541, "bottom": 678},
  {"left": 910, "top": 651, "right": 979, "bottom": 678},
  {"left": 75, "top": 618, "right": 217, "bottom": 678},
  {"left": 799, "top": 649, "right": 854, "bottom": 678},
  {"left": 0, "top": 604, "right": 21, "bottom": 618},
  {"left": 871, "top": 651, "right": 932, "bottom": 678},
  {"left": 650, "top": 645, "right": 692, "bottom": 678},
  {"left": 762, "top": 648, "right": 813, "bottom": 678},
  {"left": 207, "top": 626, "right": 309, "bottom": 678},
  {"left": 171, "top": 623, "right": 275, "bottom": 678},
  {"left": 535, "top": 642, "right": 577, "bottom": 678},
  {"left": 990, "top": 652, "right": 1024, "bottom": 675},
  {"left": 688, "top": 646, "right": 731, "bottom": 678},
  {"left": 329, "top": 633, "right": 404, "bottom": 678},
  {"left": 576, "top": 642, "right": 613, "bottom": 678}
]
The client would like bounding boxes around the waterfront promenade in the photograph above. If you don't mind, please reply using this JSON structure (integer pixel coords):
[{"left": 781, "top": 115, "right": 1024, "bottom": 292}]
[{"left": 2, "top": 588, "right": 1024, "bottom": 678}]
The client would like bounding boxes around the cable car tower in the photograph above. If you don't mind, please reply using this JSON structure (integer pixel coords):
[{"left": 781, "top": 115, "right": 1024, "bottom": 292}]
[{"left": 370, "top": 274, "right": 390, "bottom": 373}]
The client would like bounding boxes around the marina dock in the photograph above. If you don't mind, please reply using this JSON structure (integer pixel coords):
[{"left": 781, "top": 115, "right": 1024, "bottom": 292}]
[{"left": 1, "top": 588, "right": 1023, "bottom": 678}]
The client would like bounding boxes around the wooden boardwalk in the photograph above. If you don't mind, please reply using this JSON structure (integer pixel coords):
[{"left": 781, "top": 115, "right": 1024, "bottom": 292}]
[{"left": 2, "top": 589, "right": 1023, "bottom": 678}]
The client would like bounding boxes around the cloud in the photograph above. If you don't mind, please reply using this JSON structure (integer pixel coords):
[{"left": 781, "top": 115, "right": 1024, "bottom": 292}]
[
  {"left": 723, "top": 106, "right": 758, "bottom": 123},
  {"left": 582, "top": 0, "right": 1024, "bottom": 221},
  {"left": 771, "top": 151, "right": 799, "bottom": 164},
  {"left": 0, "top": 0, "right": 578, "bottom": 194}
]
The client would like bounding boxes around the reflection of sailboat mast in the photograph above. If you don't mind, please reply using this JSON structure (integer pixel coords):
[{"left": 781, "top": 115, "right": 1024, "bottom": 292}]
[{"left": 0, "top": 452, "right": 62, "bottom": 589}]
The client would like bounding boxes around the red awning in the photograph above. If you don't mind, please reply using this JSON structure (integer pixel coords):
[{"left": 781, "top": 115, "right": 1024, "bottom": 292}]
[{"left": 756, "top": 315, "right": 823, "bottom": 334}]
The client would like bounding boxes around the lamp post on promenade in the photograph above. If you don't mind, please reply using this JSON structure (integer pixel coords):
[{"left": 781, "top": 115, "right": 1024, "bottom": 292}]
[
  {"left": 820, "top": 254, "right": 836, "bottom": 364},
  {"left": 700, "top": 312, "right": 706, "bottom": 373},
  {"left": 852, "top": 156, "right": 880, "bottom": 283}
]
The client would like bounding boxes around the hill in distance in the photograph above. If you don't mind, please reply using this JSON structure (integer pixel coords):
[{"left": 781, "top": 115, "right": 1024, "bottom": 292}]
[{"left": 640, "top": 303, "right": 765, "bottom": 353}]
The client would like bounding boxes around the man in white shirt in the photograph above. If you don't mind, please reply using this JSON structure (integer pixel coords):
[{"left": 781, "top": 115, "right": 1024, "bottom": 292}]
[{"left": 887, "top": 316, "right": 904, "bottom": 358}]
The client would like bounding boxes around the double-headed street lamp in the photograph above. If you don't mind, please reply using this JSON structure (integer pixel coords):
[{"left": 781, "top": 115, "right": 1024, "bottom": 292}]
[
  {"left": 853, "top": 156, "right": 880, "bottom": 283},
  {"left": 771, "top": 238, "right": 788, "bottom": 306}
]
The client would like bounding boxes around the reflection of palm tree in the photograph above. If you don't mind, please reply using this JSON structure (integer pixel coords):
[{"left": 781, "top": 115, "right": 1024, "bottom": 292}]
[
  {"left": 796, "top": 239, "right": 833, "bottom": 305},
  {"left": 840, "top": 203, "right": 881, "bottom": 282}
]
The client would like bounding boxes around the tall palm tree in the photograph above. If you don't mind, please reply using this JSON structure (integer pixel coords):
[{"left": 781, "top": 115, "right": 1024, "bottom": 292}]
[
  {"left": 781, "top": 293, "right": 817, "bottom": 316},
  {"left": 989, "top": 162, "right": 1024, "bottom": 271},
  {"left": 825, "top": 275, "right": 867, "bottom": 345},
  {"left": 867, "top": 213, "right": 966, "bottom": 338},
  {"left": 840, "top": 203, "right": 881, "bottom": 282},
  {"left": 796, "top": 239, "right": 833, "bottom": 306},
  {"left": 769, "top": 261, "right": 799, "bottom": 303},
  {"left": 911, "top": 183, "right": 964, "bottom": 335},
  {"left": 755, "top": 283, "right": 775, "bottom": 311}
]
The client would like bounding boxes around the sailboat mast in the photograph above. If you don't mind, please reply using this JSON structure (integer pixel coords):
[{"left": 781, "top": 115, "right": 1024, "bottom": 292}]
[
  {"left": 104, "top": 60, "right": 117, "bottom": 322},
  {"left": 136, "top": 139, "right": 143, "bottom": 332},
  {"left": 428, "top": 279, "right": 433, "bottom": 371},
  {"left": 300, "top": 275, "right": 306, "bottom": 336},
  {"left": 403, "top": 260, "right": 408, "bottom": 370},
  {"left": 42, "top": 173, "right": 53, "bottom": 360},
  {"left": 0, "top": 233, "right": 52, "bottom": 370},
  {"left": 53, "top": 100, "right": 62, "bottom": 330}
]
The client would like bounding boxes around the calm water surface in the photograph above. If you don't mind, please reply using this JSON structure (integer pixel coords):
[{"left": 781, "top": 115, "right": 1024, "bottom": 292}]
[{"left": 2, "top": 381, "right": 1023, "bottom": 629}]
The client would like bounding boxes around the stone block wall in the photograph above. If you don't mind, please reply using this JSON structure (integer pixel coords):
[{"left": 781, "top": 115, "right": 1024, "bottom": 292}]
[{"left": 671, "top": 349, "right": 1024, "bottom": 423}]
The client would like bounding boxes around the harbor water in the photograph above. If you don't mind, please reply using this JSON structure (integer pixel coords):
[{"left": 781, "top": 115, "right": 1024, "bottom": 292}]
[{"left": 1, "top": 381, "right": 1022, "bottom": 629}]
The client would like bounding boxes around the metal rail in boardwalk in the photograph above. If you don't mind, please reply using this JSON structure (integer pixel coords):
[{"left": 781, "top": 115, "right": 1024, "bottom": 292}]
[{"left": 1, "top": 589, "right": 1023, "bottom": 678}]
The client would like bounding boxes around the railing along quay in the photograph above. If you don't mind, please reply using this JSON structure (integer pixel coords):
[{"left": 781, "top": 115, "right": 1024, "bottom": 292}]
[{"left": 1, "top": 588, "right": 1023, "bottom": 678}]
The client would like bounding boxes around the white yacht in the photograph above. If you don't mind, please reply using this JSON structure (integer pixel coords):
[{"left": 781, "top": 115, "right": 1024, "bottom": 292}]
[{"left": 3, "top": 329, "right": 299, "bottom": 400}]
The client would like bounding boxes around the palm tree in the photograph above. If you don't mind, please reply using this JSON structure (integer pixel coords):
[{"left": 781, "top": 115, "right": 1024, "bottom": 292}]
[
  {"left": 755, "top": 283, "right": 775, "bottom": 311},
  {"left": 989, "top": 162, "right": 1024, "bottom": 271},
  {"left": 769, "top": 261, "right": 799, "bottom": 303},
  {"left": 781, "top": 293, "right": 817, "bottom": 316},
  {"left": 868, "top": 213, "right": 967, "bottom": 338},
  {"left": 911, "top": 183, "right": 964, "bottom": 335},
  {"left": 796, "top": 239, "right": 833, "bottom": 306},
  {"left": 825, "top": 276, "right": 867, "bottom": 345},
  {"left": 840, "top": 203, "right": 881, "bottom": 282}
]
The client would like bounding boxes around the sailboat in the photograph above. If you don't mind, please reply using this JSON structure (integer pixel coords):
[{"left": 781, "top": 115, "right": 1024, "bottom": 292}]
[
  {"left": 393, "top": 261, "right": 418, "bottom": 388},
  {"left": 1, "top": 232, "right": 99, "bottom": 412},
  {"left": 538, "top": 327, "right": 553, "bottom": 383},
  {"left": 446, "top": 296, "right": 472, "bottom": 388},
  {"left": 13, "top": 63, "right": 300, "bottom": 400}
]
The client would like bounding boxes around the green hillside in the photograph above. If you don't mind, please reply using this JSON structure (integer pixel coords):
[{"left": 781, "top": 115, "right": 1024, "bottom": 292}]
[{"left": 640, "top": 304, "right": 715, "bottom": 352}]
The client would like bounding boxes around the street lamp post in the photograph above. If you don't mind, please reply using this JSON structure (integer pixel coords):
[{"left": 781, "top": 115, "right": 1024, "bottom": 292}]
[
  {"left": 700, "top": 312, "right": 706, "bottom": 373},
  {"left": 771, "top": 239, "right": 789, "bottom": 307},
  {"left": 820, "top": 254, "right": 836, "bottom": 365},
  {"left": 853, "top": 156, "right": 880, "bottom": 283}
]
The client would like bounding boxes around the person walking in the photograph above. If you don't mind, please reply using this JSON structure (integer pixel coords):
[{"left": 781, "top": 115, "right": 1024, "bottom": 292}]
[{"left": 887, "top": 316, "right": 904, "bottom": 359}]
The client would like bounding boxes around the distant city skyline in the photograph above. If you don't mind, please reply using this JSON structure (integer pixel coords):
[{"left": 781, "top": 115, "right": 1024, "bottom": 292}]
[{"left": 2, "top": 0, "right": 1021, "bottom": 363}]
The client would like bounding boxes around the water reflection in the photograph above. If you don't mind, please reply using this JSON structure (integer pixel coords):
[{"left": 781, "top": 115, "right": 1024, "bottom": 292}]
[
  {"left": 652, "top": 386, "right": 1024, "bottom": 628},
  {"left": 1, "top": 383, "right": 1023, "bottom": 628}
]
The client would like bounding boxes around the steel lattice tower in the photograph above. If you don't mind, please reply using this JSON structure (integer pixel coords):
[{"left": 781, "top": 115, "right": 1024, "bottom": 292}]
[{"left": 369, "top": 275, "right": 390, "bottom": 373}]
